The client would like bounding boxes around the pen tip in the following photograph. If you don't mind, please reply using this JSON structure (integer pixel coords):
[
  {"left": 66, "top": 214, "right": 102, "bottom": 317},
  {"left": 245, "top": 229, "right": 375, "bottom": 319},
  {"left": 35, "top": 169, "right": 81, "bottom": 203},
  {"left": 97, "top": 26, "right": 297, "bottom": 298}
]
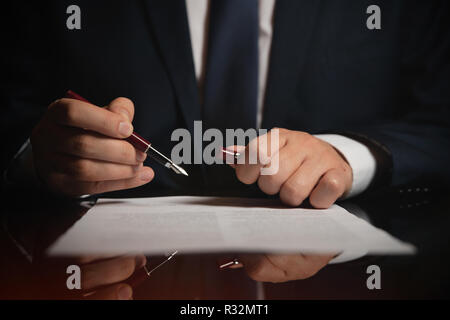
[{"left": 170, "top": 163, "right": 189, "bottom": 177}]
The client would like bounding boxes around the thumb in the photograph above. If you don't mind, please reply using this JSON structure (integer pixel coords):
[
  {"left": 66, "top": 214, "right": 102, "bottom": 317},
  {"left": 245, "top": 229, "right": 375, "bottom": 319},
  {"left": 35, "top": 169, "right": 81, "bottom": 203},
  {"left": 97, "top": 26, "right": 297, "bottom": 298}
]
[{"left": 106, "top": 97, "right": 135, "bottom": 122}]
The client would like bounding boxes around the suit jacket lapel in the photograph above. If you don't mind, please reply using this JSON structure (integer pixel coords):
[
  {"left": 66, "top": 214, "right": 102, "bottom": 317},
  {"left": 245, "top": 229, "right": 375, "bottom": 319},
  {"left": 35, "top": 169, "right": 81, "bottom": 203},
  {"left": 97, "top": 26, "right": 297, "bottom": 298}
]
[
  {"left": 261, "top": 0, "right": 322, "bottom": 129},
  {"left": 142, "top": 0, "right": 201, "bottom": 133}
]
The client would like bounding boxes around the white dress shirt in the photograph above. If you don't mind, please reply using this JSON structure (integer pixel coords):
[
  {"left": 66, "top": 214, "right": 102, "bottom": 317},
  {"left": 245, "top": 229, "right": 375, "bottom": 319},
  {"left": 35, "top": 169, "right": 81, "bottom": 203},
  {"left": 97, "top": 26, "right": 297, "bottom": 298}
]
[{"left": 186, "top": 0, "right": 376, "bottom": 197}]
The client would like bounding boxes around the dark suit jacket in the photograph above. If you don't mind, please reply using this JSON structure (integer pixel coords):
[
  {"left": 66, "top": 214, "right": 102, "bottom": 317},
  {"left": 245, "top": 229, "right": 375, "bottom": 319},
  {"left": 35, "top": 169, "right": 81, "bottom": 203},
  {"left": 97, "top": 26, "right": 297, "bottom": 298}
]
[{"left": 2, "top": 0, "right": 450, "bottom": 197}]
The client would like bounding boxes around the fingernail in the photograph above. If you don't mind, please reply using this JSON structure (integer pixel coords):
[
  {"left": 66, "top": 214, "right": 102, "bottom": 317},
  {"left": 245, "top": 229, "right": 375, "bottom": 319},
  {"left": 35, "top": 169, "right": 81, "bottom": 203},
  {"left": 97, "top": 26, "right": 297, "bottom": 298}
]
[
  {"left": 135, "top": 255, "right": 147, "bottom": 269},
  {"left": 118, "top": 122, "right": 132, "bottom": 136},
  {"left": 136, "top": 151, "right": 147, "bottom": 162},
  {"left": 118, "top": 285, "right": 132, "bottom": 300},
  {"left": 140, "top": 170, "right": 153, "bottom": 181}
]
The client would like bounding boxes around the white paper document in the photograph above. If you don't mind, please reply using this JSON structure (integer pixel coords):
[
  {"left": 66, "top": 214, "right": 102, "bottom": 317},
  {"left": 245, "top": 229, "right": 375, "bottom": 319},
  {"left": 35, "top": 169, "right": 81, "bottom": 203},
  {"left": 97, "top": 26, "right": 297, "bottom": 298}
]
[{"left": 48, "top": 196, "right": 415, "bottom": 256}]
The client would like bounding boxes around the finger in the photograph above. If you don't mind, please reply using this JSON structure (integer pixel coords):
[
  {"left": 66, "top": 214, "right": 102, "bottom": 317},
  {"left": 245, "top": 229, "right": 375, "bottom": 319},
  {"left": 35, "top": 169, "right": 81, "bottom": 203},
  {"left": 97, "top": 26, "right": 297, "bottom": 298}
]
[
  {"left": 302, "top": 253, "right": 336, "bottom": 266},
  {"left": 76, "top": 254, "right": 146, "bottom": 267},
  {"left": 257, "top": 142, "right": 306, "bottom": 195},
  {"left": 84, "top": 283, "right": 133, "bottom": 300},
  {"left": 75, "top": 254, "right": 125, "bottom": 265},
  {"left": 106, "top": 97, "right": 135, "bottom": 122},
  {"left": 50, "top": 153, "right": 143, "bottom": 182},
  {"left": 134, "top": 255, "right": 148, "bottom": 269},
  {"left": 54, "top": 127, "right": 147, "bottom": 165},
  {"left": 235, "top": 129, "right": 286, "bottom": 185},
  {"left": 81, "top": 255, "right": 143, "bottom": 290},
  {"left": 48, "top": 98, "right": 133, "bottom": 138},
  {"left": 279, "top": 158, "right": 328, "bottom": 207},
  {"left": 309, "top": 168, "right": 349, "bottom": 209},
  {"left": 265, "top": 253, "right": 332, "bottom": 281},
  {"left": 238, "top": 254, "right": 286, "bottom": 283},
  {"left": 46, "top": 167, "right": 154, "bottom": 196}
]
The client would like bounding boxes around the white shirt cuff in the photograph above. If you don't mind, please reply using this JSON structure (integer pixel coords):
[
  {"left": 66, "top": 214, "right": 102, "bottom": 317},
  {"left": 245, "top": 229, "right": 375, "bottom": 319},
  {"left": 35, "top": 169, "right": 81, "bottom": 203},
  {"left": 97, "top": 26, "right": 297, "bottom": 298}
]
[{"left": 314, "top": 134, "right": 376, "bottom": 199}]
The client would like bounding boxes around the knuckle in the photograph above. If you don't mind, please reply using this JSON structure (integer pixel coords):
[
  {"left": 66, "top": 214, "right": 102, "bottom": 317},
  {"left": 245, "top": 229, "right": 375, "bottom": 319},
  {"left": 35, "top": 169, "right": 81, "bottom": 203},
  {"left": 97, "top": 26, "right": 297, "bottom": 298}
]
[
  {"left": 70, "top": 159, "right": 92, "bottom": 180},
  {"left": 112, "top": 97, "right": 134, "bottom": 119},
  {"left": 101, "top": 257, "right": 136, "bottom": 282},
  {"left": 119, "top": 258, "right": 137, "bottom": 278},
  {"left": 247, "top": 263, "right": 267, "bottom": 282},
  {"left": 272, "top": 271, "right": 290, "bottom": 283},
  {"left": 300, "top": 133, "right": 317, "bottom": 146},
  {"left": 258, "top": 175, "right": 280, "bottom": 195},
  {"left": 115, "top": 97, "right": 134, "bottom": 109},
  {"left": 297, "top": 267, "right": 317, "bottom": 280},
  {"left": 235, "top": 167, "right": 255, "bottom": 185},
  {"left": 323, "top": 175, "right": 343, "bottom": 193},
  {"left": 119, "top": 143, "right": 135, "bottom": 163},
  {"left": 48, "top": 99, "right": 62, "bottom": 109},
  {"left": 58, "top": 102, "right": 78, "bottom": 124},
  {"left": 101, "top": 266, "right": 119, "bottom": 282},
  {"left": 281, "top": 181, "right": 308, "bottom": 205},
  {"left": 99, "top": 113, "right": 113, "bottom": 132},
  {"left": 47, "top": 99, "right": 65, "bottom": 116},
  {"left": 309, "top": 195, "right": 330, "bottom": 209},
  {"left": 72, "top": 135, "right": 91, "bottom": 155}
]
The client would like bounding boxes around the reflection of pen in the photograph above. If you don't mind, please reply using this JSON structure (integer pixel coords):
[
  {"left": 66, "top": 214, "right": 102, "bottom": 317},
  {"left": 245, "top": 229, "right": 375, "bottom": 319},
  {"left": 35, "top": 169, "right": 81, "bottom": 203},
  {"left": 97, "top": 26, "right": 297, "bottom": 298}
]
[
  {"left": 127, "top": 251, "right": 178, "bottom": 288},
  {"left": 65, "top": 90, "right": 188, "bottom": 176}
]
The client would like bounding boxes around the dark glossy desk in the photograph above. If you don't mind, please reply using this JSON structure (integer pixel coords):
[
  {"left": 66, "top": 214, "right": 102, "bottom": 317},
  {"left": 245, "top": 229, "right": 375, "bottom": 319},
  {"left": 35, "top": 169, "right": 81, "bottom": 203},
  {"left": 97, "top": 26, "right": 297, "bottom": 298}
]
[{"left": 1, "top": 185, "right": 449, "bottom": 300}]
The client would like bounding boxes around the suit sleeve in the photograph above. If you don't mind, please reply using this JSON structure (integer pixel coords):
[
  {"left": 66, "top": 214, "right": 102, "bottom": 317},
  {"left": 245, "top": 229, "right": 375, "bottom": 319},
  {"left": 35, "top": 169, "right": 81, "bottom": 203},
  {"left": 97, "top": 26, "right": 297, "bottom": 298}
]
[{"left": 339, "top": 1, "right": 450, "bottom": 190}]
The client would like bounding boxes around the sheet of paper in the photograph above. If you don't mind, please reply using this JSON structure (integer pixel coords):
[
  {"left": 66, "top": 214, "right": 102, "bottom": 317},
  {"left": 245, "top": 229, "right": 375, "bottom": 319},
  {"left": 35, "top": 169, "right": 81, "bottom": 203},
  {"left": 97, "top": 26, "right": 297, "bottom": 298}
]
[{"left": 48, "top": 196, "right": 415, "bottom": 256}]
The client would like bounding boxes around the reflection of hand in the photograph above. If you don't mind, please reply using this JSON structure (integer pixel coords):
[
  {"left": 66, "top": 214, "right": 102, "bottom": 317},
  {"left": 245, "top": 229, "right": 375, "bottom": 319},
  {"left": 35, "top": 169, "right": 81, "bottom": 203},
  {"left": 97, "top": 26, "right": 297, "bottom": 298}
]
[
  {"left": 31, "top": 97, "right": 154, "bottom": 196},
  {"left": 230, "top": 129, "right": 353, "bottom": 208},
  {"left": 76, "top": 255, "right": 146, "bottom": 300},
  {"left": 224, "top": 253, "right": 334, "bottom": 283}
]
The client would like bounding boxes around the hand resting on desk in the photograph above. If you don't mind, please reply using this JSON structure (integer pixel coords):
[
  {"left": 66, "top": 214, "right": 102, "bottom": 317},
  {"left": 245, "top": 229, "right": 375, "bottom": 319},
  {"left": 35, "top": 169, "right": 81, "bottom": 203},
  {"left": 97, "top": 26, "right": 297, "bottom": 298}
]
[
  {"left": 75, "top": 254, "right": 146, "bottom": 300},
  {"left": 229, "top": 128, "right": 353, "bottom": 208}
]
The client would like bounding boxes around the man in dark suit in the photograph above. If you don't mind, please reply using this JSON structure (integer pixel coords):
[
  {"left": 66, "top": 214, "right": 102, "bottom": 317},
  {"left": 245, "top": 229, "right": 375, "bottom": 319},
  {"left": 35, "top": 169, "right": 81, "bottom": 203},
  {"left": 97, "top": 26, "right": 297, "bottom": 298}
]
[{"left": 2, "top": 1, "right": 450, "bottom": 284}]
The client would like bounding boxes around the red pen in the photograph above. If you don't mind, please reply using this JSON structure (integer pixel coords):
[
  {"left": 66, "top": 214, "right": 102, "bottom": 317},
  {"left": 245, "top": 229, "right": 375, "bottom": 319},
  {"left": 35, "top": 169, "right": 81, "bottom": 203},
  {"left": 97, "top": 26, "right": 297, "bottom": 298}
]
[
  {"left": 221, "top": 148, "right": 241, "bottom": 163},
  {"left": 65, "top": 90, "right": 188, "bottom": 176}
]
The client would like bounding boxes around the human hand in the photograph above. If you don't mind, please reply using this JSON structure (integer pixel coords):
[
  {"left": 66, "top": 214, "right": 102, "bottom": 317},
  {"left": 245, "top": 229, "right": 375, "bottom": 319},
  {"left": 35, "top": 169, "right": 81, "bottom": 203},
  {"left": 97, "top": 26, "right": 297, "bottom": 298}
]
[
  {"left": 31, "top": 97, "right": 154, "bottom": 196},
  {"left": 230, "top": 128, "right": 353, "bottom": 208},
  {"left": 76, "top": 254, "right": 146, "bottom": 300},
  {"left": 221, "top": 253, "right": 334, "bottom": 283}
]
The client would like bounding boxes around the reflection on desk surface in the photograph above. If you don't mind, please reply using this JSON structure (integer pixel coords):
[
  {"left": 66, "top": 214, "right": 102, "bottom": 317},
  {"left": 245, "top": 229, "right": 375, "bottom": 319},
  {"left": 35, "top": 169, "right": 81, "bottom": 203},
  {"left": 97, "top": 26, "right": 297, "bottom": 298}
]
[{"left": 1, "top": 186, "right": 449, "bottom": 299}]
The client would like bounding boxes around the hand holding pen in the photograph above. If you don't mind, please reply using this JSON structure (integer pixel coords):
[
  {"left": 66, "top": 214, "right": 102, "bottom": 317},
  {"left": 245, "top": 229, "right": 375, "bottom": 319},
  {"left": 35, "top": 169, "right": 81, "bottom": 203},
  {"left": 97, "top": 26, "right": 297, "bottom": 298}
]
[
  {"left": 65, "top": 91, "right": 188, "bottom": 176},
  {"left": 30, "top": 92, "right": 187, "bottom": 196}
]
